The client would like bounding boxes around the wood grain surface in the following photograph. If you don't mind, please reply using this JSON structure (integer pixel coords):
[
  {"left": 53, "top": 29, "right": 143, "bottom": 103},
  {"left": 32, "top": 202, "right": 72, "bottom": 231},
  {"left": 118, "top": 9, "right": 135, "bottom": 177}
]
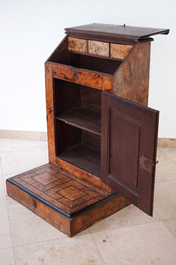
[
  {"left": 113, "top": 42, "right": 151, "bottom": 106},
  {"left": 68, "top": 37, "right": 87, "bottom": 54},
  {"left": 111, "top": 43, "right": 133, "bottom": 60},
  {"left": 6, "top": 163, "right": 130, "bottom": 237},
  {"left": 88, "top": 40, "right": 109, "bottom": 57}
]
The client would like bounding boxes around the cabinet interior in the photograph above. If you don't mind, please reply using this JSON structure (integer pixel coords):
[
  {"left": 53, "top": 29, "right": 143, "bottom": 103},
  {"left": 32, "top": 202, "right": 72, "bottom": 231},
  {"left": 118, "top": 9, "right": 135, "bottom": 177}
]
[
  {"left": 49, "top": 46, "right": 122, "bottom": 75},
  {"left": 54, "top": 78, "right": 101, "bottom": 178}
]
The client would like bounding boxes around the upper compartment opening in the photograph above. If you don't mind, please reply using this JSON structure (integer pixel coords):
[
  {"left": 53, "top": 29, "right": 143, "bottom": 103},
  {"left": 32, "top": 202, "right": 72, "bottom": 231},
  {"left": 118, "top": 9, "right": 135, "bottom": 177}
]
[{"left": 47, "top": 36, "right": 122, "bottom": 75}]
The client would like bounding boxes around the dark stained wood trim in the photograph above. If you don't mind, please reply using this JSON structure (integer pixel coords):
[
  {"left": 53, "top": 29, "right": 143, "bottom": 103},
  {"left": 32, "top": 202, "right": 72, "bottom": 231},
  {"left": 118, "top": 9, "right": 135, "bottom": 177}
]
[{"left": 65, "top": 24, "right": 169, "bottom": 41}]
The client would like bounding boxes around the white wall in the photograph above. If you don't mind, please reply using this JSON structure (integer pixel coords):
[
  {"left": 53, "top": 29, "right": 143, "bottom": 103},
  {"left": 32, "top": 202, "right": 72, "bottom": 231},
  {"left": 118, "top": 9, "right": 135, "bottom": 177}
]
[{"left": 0, "top": 0, "right": 175, "bottom": 138}]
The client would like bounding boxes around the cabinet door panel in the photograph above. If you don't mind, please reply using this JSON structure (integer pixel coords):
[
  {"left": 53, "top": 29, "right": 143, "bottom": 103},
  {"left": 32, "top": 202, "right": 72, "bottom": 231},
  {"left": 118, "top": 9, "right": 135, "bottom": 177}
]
[{"left": 101, "top": 91, "right": 159, "bottom": 216}]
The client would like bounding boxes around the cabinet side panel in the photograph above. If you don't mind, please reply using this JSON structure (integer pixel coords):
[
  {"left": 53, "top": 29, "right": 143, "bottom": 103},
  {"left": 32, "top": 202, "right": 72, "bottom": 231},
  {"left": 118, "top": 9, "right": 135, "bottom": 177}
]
[
  {"left": 110, "top": 43, "right": 133, "bottom": 60},
  {"left": 47, "top": 35, "right": 80, "bottom": 66},
  {"left": 113, "top": 42, "right": 151, "bottom": 106},
  {"left": 45, "top": 64, "right": 56, "bottom": 162}
]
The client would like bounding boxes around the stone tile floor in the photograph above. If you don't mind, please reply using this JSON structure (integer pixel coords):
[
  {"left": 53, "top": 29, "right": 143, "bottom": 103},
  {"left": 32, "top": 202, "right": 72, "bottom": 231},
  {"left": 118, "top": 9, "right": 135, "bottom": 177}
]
[{"left": 0, "top": 138, "right": 176, "bottom": 265}]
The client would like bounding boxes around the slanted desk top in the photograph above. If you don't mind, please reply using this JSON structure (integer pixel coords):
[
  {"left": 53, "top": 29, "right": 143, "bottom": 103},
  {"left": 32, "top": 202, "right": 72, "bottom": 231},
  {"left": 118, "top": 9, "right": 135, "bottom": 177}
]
[{"left": 65, "top": 23, "right": 169, "bottom": 40}]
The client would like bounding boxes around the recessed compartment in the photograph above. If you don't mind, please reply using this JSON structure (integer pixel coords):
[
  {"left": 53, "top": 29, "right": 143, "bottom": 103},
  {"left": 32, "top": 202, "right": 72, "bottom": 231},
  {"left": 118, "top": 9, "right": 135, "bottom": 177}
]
[
  {"left": 55, "top": 121, "right": 101, "bottom": 178},
  {"left": 54, "top": 78, "right": 101, "bottom": 178},
  {"left": 48, "top": 37, "right": 122, "bottom": 76},
  {"left": 54, "top": 79, "right": 101, "bottom": 133}
]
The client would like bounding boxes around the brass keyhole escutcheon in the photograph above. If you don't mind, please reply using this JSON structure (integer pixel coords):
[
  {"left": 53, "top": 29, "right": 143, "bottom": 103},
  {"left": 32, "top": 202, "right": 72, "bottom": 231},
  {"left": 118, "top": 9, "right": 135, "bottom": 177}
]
[
  {"left": 73, "top": 70, "right": 77, "bottom": 79},
  {"left": 33, "top": 199, "right": 37, "bottom": 209}
]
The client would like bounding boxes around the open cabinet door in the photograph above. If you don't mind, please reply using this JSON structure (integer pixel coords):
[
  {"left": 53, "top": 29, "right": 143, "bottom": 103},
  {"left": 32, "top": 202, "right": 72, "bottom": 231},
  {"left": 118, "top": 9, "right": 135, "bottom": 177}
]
[{"left": 101, "top": 91, "right": 159, "bottom": 216}]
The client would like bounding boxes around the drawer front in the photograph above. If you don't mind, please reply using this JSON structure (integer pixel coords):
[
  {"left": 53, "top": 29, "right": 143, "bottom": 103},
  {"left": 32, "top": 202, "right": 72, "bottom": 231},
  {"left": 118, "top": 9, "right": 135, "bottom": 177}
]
[
  {"left": 88, "top": 40, "right": 109, "bottom": 57},
  {"left": 68, "top": 37, "right": 133, "bottom": 60},
  {"left": 68, "top": 37, "right": 87, "bottom": 54},
  {"left": 110, "top": 44, "right": 133, "bottom": 60}
]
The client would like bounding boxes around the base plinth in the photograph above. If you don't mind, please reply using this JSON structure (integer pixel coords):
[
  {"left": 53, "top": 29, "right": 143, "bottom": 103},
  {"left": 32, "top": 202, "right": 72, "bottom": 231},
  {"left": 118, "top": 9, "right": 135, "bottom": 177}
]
[{"left": 6, "top": 163, "right": 130, "bottom": 237}]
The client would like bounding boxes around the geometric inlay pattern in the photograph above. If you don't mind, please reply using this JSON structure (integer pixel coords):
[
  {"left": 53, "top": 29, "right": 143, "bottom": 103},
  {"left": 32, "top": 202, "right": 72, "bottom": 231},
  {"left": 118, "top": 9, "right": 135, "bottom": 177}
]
[{"left": 10, "top": 163, "right": 110, "bottom": 214}]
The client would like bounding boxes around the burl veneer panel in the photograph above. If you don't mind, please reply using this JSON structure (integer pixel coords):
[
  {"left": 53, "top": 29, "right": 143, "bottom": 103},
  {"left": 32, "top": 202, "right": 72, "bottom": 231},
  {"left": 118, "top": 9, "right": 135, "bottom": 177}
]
[
  {"left": 53, "top": 158, "right": 112, "bottom": 193},
  {"left": 70, "top": 192, "right": 130, "bottom": 236},
  {"left": 48, "top": 62, "right": 113, "bottom": 92},
  {"left": 6, "top": 180, "right": 71, "bottom": 236},
  {"left": 6, "top": 163, "right": 130, "bottom": 237},
  {"left": 68, "top": 37, "right": 88, "bottom": 54},
  {"left": 110, "top": 43, "right": 133, "bottom": 60},
  {"left": 113, "top": 42, "right": 151, "bottom": 106},
  {"left": 88, "top": 40, "right": 109, "bottom": 57}
]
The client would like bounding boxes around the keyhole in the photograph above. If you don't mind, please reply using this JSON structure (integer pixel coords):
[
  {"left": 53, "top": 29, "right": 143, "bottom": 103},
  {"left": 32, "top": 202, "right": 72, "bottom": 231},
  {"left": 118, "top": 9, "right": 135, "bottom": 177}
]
[
  {"left": 73, "top": 70, "right": 77, "bottom": 79},
  {"left": 33, "top": 199, "right": 37, "bottom": 209}
]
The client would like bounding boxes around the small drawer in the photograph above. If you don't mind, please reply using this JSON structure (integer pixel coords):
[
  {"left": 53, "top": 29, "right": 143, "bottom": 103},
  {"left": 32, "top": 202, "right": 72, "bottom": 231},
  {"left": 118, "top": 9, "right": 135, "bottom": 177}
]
[
  {"left": 88, "top": 40, "right": 109, "bottom": 57},
  {"left": 110, "top": 44, "right": 133, "bottom": 60},
  {"left": 68, "top": 37, "right": 87, "bottom": 54}
]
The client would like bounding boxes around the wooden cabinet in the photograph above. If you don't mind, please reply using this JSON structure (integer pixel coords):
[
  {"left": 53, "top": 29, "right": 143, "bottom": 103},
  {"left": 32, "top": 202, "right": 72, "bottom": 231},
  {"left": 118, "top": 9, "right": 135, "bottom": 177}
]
[{"left": 6, "top": 24, "right": 169, "bottom": 237}]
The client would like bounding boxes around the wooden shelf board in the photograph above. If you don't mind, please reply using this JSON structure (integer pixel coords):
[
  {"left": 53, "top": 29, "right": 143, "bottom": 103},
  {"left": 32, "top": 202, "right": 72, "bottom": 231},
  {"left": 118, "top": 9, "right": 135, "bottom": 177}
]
[
  {"left": 58, "top": 143, "right": 101, "bottom": 178},
  {"left": 56, "top": 107, "right": 101, "bottom": 136}
]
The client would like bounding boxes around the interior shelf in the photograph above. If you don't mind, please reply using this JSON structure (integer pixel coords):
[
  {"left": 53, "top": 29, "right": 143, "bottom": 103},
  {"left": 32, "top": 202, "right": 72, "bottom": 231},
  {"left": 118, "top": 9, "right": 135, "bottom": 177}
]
[
  {"left": 56, "top": 107, "right": 101, "bottom": 136},
  {"left": 58, "top": 143, "right": 101, "bottom": 178}
]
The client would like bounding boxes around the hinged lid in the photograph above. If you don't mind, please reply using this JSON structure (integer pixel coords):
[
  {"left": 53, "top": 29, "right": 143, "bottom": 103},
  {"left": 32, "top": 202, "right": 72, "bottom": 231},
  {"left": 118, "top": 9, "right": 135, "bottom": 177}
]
[{"left": 65, "top": 23, "right": 169, "bottom": 41}]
